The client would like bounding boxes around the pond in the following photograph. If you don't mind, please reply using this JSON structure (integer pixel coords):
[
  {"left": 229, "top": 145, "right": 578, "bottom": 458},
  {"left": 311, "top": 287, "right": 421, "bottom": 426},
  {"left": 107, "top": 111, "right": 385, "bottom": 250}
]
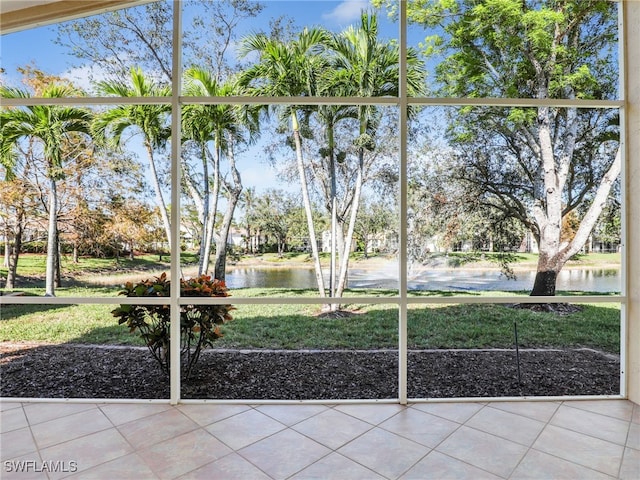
[{"left": 223, "top": 265, "right": 621, "bottom": 293}]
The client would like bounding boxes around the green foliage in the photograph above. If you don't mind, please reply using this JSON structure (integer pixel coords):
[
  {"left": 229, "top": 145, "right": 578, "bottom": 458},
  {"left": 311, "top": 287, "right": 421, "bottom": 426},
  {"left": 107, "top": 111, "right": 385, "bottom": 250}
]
[{"left": 111, "top": 272, "right": 234, "bottom": 377}]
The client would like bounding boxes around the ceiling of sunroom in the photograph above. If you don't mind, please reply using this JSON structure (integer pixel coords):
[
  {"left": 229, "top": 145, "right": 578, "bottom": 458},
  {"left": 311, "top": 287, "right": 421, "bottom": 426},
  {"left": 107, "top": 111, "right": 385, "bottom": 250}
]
[{"left": 0, "top": 0, "right": 151, "bottom": 34}]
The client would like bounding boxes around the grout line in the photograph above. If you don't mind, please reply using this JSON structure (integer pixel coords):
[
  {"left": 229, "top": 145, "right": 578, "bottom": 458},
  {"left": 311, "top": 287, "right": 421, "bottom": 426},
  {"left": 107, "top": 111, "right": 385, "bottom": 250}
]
[{"left": 549, "top": 403, "right": 632, "bottom": 447}]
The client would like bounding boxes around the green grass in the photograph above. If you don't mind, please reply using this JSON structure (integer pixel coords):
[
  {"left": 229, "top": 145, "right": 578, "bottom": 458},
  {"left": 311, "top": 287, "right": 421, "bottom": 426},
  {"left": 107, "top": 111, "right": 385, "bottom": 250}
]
[
  {"left": 216, "top": 301, "right": 399, "bottom": 350},
  {"left": 0, "top": 303, "right": 141, "bottom": 345},
  {"left": 0, "top": 253, "right": 621, "bottom": 353},
  {"left": 407, "top": 302, "right": 620, "bottom": 353},
  {"left": 0, "top": 252, "right": 199, "bottom": 280},
  {"left": 0, "top": 287, "right": 621, "bottom": 353}
]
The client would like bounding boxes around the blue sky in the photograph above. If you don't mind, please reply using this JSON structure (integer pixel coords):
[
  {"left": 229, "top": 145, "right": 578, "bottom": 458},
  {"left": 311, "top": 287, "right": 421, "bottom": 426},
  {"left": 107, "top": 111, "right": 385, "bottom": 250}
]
[
  {"left": 0, "top": 0, "right": 401, "bottom": 87},
  {"left": 0, "top": 0, "right": 406, "bottom": 197}
]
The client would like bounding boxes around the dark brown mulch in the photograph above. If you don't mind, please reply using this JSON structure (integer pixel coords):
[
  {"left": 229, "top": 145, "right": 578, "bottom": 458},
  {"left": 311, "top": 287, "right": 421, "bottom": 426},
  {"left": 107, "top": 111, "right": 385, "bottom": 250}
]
[{"left": 0, "top": 343, "right": 619, "bottom": 400}]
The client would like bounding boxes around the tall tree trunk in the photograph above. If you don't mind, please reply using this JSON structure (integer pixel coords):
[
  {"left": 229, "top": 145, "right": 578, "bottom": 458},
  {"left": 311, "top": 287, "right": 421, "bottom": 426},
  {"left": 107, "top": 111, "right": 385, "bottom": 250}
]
[
  {"left": 530, "top": 270, "right": 558, "bottom": 296},
  {"left": 54, "top": 235, "right": 61, "bottom": 288},
  {"left": 3, "top": 231, "right": 9, "bottom": 269},
  {"left": 529, "top": 148, "right": 621, "bottom": 296},
  {"left": 326, "top": 120, "right": 338, "bottom": 299},
  {"left": 335, "top": 147, "right": 365, "bottom": 304},
  {"left": 213, "top": 193, "right": 239, "bottom": 281},
  {"left": 246, "top": 224, "right": 252, "bottom": 254},
  {"left": 214, "top": 141, "right": 243, "bottom": 281},
  {"left": 45, "top": 177, "right": 58, "bottom": 296},
  {"left": 202, "top": 145, "right": 221, "bottom": 275},
  {"left": 144, "top": 142, "right": 171, "bottom": 248},
  {"left": 197, "top": 143, "right": 210, "bottom": 276},
  {"left": 292, "top": 112, "right": 325, "bottom": 297},
  {"left": 4, "top": 216, "right": 23, "bottom": 290}
]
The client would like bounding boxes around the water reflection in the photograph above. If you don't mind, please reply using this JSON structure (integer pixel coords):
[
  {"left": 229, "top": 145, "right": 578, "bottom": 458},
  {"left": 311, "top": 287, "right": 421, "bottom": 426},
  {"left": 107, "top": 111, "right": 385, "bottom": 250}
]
[
  {"left": 407, "top": 268, "right": 620, "bottom": 293},
  {"left": 224, "top": 266, "right": 620, "bottom": 293},
  {"left": 223, "top": 268, "right": 321, "bottom": 289}
]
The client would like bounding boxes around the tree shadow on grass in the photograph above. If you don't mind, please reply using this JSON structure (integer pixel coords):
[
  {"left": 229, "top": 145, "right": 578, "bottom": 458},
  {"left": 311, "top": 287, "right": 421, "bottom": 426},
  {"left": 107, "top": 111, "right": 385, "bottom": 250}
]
[{"left": 0, "top": 303, "right": 64, "bottom": 320}]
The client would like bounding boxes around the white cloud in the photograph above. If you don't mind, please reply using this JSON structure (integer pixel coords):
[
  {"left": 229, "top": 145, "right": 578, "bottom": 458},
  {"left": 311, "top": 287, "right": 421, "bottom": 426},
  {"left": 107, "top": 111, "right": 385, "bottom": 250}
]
[
  {"left": 62, "top": 63, "right": 99, "bottom": 93},
  {"left": 322, "top": 0, "right": 370, "bottom": 25},
  {"left": 62, "top": 59, "right": 168, "bottom": 95}
]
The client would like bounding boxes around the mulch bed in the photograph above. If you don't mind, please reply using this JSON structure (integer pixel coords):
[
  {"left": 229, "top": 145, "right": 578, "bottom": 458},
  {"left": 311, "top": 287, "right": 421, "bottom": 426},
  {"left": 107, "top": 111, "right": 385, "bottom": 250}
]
[{"left": 0, "top": 343, "right": 619, "bottom": 400}]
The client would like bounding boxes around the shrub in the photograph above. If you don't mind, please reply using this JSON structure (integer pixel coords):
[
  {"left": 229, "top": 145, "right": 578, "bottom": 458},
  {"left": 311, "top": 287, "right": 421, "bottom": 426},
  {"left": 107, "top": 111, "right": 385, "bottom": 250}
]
[{"left": 111, "top": 272, "right": 234, "bottom": 378}]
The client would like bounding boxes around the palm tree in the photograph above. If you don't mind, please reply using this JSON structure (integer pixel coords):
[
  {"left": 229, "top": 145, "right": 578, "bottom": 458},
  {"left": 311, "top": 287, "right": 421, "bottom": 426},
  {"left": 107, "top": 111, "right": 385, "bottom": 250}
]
[
  {"left": 0, "top": 84, "right": 92, "bottom": 296},
  {"left": 239, "top": 27, "right": 331, "bottom": 297},
  {"left": 324, "top": 12, "right": 426, "bottom": 302},
  {"left": 182, "top": 67, "right": 259, "bottom": 278},
  {"left": 314, "top": 103, "right": 357, "bottom": 299},
  {"left": 93, "top": 67, "right": 172, "bottom": 247}
]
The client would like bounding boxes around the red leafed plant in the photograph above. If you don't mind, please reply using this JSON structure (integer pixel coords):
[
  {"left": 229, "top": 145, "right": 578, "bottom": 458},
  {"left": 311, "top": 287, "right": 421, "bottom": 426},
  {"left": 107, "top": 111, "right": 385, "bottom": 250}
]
[{"left": 112, "top": 273, "right": 234, "bottom": 378}]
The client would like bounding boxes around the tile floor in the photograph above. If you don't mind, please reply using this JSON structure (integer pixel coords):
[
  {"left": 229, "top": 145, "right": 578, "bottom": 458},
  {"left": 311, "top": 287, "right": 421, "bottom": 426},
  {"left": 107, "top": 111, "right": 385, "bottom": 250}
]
[{"left": 1, "top": 399, "right": 638, "bottom": 479}]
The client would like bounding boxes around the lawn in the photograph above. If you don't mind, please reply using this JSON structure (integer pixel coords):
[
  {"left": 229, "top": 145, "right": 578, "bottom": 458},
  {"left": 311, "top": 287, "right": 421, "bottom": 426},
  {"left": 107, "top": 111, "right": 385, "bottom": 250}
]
[
  {"left": 0, "top": 287, "right": 621, "bottom": 354},
  {"left": 0, "top": 252, "right": 622, "bottom": 355},
  {"left": 0, "top": 252, "right": 199, "bottom": 279}
]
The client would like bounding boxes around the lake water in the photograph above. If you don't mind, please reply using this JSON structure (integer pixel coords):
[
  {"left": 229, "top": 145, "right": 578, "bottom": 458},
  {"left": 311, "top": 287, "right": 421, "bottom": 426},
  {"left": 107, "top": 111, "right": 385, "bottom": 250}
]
[{"left": 224, "top": 265, "right": 621, "bottom": 293}]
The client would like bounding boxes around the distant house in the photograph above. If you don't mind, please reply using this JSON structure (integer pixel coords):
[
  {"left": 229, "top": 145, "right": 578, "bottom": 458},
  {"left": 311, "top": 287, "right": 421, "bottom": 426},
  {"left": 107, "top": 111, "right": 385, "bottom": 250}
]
[
  {"left": 227, "top": 227, "right": 246, "bottom": 249},
  {"left": 321, "top": 229, "right": 398, "bottom": 254}
]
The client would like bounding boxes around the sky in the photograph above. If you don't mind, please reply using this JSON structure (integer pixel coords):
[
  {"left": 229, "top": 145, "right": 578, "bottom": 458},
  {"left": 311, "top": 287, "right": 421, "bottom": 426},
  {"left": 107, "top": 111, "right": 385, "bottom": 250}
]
[
  {"left": 0, "top": 0, "right": 401, "bottom": 87},
  {"left": 0, "top": 0, "right": 410, "bottom": 200}
]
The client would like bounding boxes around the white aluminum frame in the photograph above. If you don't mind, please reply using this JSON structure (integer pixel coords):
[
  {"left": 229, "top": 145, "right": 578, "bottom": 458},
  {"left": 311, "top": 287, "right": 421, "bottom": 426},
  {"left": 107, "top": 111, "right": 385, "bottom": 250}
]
[{"left": 0, "top": 0, "right": 627, "bottom": 405}]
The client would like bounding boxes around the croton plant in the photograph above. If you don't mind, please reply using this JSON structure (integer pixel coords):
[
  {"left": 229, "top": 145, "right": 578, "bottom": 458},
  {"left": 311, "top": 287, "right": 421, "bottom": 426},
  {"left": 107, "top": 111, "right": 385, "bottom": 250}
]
[{"left": 111, "top": 273, "right": 234, "bottom": 377}]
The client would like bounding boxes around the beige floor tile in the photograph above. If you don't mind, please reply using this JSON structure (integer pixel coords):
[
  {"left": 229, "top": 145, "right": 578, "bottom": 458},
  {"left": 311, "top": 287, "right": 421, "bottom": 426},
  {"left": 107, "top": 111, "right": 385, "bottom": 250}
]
[
  {"left": 1, "top": 427, "right": 39, "bottom": 461},
  {"left": 466, "top": 405, "right": 546, "bottom": 446},
  {"left": 334, "top": 403, "right": 405, "bottom": 425},
  {"left": 99, "top": 403, "right": 172, "bottom": 426},
  {"left": 3, "top": 400, "right": 635, "bottom": 480},
  {"left": 117, "top": 407, "right": 198, "bottom": 449},
  {"left": 337, "top": 427, "right": 429, "bottom": 479},
  {"left": 206, "top": 408, "right": 285, "bottom": 450},
  {"left": 379, "top": 407, "right": 459, "bottom": 448},
  {"left": 256, "top": 404, "right": 328, "bottom": 426},
  {"left": 239, "top": 428, "right": 331, "bottom": 479},
  {"left": 551, "top": 404, "right": 631, "bottom": 446},
  {"left": 66, "top": 452, "right": 158, "bottom": 479},
  {"left": 292, "top": 408, "right": 372, "bottom": 450},
  {"left": 138, "top": 428, "right": 232, "bottom": 480},
  {"left": 30, "top": 408, "right": 113, "bottom": 449},
  {"left": 489, "top": 400, "right": 560, "bottom": 422},
  {"left": 562, "top": 400, "right": 634, "bottom": 422},
  {"left": 176, "top": 452, "right": 271, "bottom": 480},
  {"left": 436, "top": 425, "right": 527, "bottom": 478},
  {"left": 619, "top": 447, "right": 640, "bottom": 480},
  {"left": 399, "top": 450, "right": 502, "bottom": 480},
  {"left": 510, "top": 449, "right": 614, "bottom": 480},
  {"left": 40, "top": 428, "right": 133, "bottom": 480},
  {"left": 627, "top": 421, "right": 640, "bottom": 450},
  {"left": 290, "top": 452, "right": 386, "bottom": 480},
  {"left": 533, "top": 424, "right": 624, "bottom": 477},
  {"left": 0, "top": 402, "right": 23, "bottom": 412},
  {"left": 1, "top": 406, "right": 28, "bottom": 433},
  {"left": 632, "top": 403, "right": 640, "bottom": 425},
  {"left": 22, "top": 403, "right": 96, "bottom": 426},
  {"left": 178, "top": 403, "right": 251, "bottom": 426},
  {"left": 410, "top": 402, "right": 484, "bottom": 423}
]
